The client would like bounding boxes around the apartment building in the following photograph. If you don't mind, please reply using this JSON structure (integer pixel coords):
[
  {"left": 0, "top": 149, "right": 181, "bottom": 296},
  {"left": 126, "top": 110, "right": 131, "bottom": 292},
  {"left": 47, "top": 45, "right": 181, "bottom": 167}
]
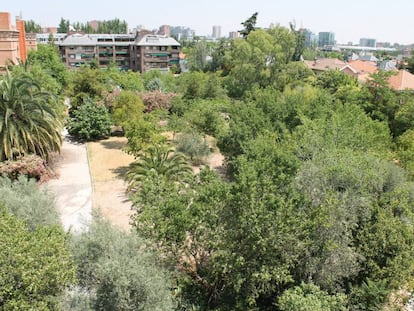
[
  {"left": 59, "top": 33, "right": 134, "bottom": 70},
  {"left": 58, "top": 33, "right": 180, "bottom": 73},
  {"left": 131, "top": 35, "right": 180, "bottom": 72}
]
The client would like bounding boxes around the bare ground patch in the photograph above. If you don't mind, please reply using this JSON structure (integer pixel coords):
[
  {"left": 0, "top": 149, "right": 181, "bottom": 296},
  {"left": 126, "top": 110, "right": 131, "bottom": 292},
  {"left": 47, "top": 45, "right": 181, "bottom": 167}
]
[{"left": 87, "top": 137, "right": 135, "bottom": 231}]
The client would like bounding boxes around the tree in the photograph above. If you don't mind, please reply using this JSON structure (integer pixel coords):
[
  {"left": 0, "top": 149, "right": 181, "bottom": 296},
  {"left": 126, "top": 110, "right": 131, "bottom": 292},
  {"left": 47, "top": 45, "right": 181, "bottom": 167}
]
[
  {"left": 112, "top": 90, "right": 144, "bottom": 128},
  {"left": 290, "top": 22, "right": 306, "bottom": 61},
  {"left": 57, "top": 17, "right": 70, "bottom": 33},
  {"left": 0, "top": 205, "right": 76, "bottom": 310},
  {"left": 392, "top": 99, "right": 414, "bottom": 137},
  {"left": 0, "top": 72, "right": 62, "bottom": 161},
  {"left": 67, "top": 101, "right": 112, "bottom": 141},
  {"left": 24, "top": 19, "right": 42, "bottom": 33},
  {"left": 68, "top": 66, "right": 108, "bottom": 110},
  {"left": 396, "top": 129, "right": 414, "bottom": 179},
  {"left": 27, "top": 44, "right": 70, "bottom": 91},
  {"left": 239, "top": 12, "right": 258, "bottom": 38},
  {"left": 126, "top": 145, "right": 192, "bottom": 191},
  {"left": 130, "top": 168, "right": 229, "bottom": 309},
  {"left": 124, "top": 118, "right": 166, "bottom": 157},
  {"left": 176, "top": 131, "right": 210, "bottom": 164},
  {"left": 224, "top": 26, "right": 297, "bottom": 97}
]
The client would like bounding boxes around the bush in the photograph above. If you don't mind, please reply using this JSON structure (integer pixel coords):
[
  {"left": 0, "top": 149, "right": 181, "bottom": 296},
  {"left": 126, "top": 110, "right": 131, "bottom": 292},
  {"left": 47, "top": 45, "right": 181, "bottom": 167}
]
[
  {"left": 70, "top": 216, "right": 175, "bottom": 310},
  {"left": 176, "top": 131, "right": 210, "bottom": 165},
  {"left": 0, "top": 154, "right": 53, "bottom": 183},
  {"left": 0, "top": 176, "right": 59, "bottom": 229},
  {"left": 0, "top": 206, "right": 76, "bottom": 310},
  {"left": 278, "top": 282, "right": 348, "bottom": 311},
  {"left": 67, "top": 101, "right": 112, "bottom": 141}
]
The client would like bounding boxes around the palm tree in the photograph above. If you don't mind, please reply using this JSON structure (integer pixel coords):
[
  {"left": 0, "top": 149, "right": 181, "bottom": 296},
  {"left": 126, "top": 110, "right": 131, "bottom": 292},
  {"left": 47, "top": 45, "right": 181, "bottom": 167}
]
[
  {"left": 0, "top": 71, "right": 62, "bottom": 161},
  {"left": 126, "top": 144, "right": 193, "bottom": 192}
]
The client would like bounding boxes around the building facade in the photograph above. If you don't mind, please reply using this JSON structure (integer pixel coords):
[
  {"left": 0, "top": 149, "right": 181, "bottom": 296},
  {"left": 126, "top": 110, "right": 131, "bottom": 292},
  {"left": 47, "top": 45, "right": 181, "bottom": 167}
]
[
  {"left": 0, "top": 12, "right": 25, "bottom": 68},
  {"left": 212, "top": 25, "right": 221, "bottom": 39},
  {"left": 359, "top": 38, "right": 376, "bottom": 48},
  {"left": 57, "top": 33, "right": 180, "bottom": 73},
  {"left": 318, "top": 31, "right": 335, "bottom": 47}
]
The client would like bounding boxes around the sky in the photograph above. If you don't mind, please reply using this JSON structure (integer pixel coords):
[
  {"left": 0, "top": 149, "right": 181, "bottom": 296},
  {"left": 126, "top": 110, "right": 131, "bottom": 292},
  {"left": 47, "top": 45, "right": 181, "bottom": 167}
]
[{"left": 3, "top": 0, "right": 414, "bottom": 44}]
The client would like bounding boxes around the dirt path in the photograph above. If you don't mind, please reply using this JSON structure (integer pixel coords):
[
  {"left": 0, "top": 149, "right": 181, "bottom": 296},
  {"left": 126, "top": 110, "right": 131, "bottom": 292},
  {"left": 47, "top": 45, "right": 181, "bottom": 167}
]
[{"left": 87, "top": 137, "right": 135, "bottom": 231}]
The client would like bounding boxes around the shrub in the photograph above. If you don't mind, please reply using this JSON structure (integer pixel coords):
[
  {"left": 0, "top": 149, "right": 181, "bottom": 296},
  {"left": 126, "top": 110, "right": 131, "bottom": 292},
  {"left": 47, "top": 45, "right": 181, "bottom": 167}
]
[
  {"left": 70, "top": 216, "right": 175, "bottom": 310},
  {"left": 176, "top": 131, "right": 210, "bottom": 165},
  {"left": 0, "top": 176, "right": 59, "bottom": 229},
  {"left": 278, "top": 282, "right": 348, "bottom": 311},
  {"left": 67, "top": 101, "right": 112, "bottom": 141},
  {"left": 0, "top": 206, "right": 75, "bottom": 310},
  {"left": 0, "top": 154, "right": 53, "bottom": 183}
]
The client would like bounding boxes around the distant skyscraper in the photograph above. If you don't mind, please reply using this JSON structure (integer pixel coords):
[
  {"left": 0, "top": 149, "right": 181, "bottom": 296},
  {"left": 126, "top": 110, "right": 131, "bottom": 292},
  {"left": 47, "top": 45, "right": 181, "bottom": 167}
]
[
  {"left": 229, "top": 31, "right": 239, "bottom": 39},
  {"left": 158, "top": 25, "right": 170, "bottom": 37},
  {"left": 212, "top": 25, "right": 221, "bottom": 39},
  {"left": 318, "top": 32, "right": 335, "bottom": 47},
  {"left": 359, "top": 38, "right": 376, "bottom": 48}
]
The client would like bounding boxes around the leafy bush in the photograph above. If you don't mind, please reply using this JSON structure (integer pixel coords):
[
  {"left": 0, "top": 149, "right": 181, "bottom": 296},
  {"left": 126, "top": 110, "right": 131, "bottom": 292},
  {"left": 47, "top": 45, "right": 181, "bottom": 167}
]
[
  {"left": 0, "top": 205, "right": 76, "bottom": 310},
  {"left": 0, "top": 155, "right": 53, "bottom": 183},
  {"left": 70, "top": 216, "right": 175, "bottom": 310},
  {"left": 176, "top": 131, "right": 210, "bottom": 165},
  {"left": 350, "top": 279, "right": 390, "bottom": 311},
  {"left": 67, "top": 101, "right": 112, "bottom": 141},
  {"left": 0, "top": 176, "right": 59, "bottom": 229},
  {"left": 278, "top": 282, "right": 348, "bottom": 311}
]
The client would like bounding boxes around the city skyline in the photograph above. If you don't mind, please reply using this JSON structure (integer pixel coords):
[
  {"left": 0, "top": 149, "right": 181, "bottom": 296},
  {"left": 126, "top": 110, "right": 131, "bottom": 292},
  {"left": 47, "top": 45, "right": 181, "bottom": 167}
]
[{"left": 3, "top": 0, "right": 414, "bottom": 44}]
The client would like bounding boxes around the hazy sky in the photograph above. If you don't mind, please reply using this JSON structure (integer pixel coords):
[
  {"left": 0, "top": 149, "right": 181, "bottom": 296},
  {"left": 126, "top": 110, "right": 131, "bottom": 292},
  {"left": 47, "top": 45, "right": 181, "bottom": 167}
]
[{"left": 3, "top": 0, "right": 414, "bottom": 44}]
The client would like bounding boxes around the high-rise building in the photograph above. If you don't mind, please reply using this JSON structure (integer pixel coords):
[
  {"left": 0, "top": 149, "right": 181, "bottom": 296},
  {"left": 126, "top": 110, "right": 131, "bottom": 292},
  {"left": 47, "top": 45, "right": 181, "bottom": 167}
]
[
  {"left": 229, "top": 31, "right": 239, "bottom": 39},
  {"left": 158, "top": 25, "right": 170, "bottom": 37},
  {"left": 359, "top": 38, "right": 376, "bottom": 48},
  {"left": 212, "top": 25, "right": 221, "bottom": 39},
  {"left": 318, "top": 32, "right": 335, "bottom": 47}
]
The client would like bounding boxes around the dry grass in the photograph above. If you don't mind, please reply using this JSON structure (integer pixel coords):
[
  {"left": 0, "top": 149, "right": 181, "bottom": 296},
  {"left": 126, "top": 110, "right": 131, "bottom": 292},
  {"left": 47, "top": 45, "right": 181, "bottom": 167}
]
[
  {"left": 87, "top": 137, "right": 135, "bottom": 230},
  {"left": 87, "top": 134, "right": 225, "bottom": 230}
]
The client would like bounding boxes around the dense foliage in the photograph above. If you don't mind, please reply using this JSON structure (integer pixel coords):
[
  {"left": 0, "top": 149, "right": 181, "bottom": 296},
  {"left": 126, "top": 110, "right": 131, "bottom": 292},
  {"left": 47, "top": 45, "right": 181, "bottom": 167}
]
[
  {"left": 67, "top": 101, "right": 112, "bottom": 140},
  {"left": 0, "top": 206, "right": 76, "bottom": 310},
  {"left": 3, "top": 16, "right": 414, "bottom": 310}
]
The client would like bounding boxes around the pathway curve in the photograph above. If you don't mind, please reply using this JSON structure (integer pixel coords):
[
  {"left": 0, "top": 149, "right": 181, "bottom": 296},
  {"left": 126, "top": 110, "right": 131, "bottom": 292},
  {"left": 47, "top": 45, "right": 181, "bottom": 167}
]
[{"left": 47, "top": 133, "right": 92, "bottom": 233}]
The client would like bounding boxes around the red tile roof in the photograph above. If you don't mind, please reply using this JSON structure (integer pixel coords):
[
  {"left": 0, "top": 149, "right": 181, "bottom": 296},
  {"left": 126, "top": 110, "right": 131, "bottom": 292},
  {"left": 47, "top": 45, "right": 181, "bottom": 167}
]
[{"left": 388, "top": 70, "right": 414, "bottom": 91}]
